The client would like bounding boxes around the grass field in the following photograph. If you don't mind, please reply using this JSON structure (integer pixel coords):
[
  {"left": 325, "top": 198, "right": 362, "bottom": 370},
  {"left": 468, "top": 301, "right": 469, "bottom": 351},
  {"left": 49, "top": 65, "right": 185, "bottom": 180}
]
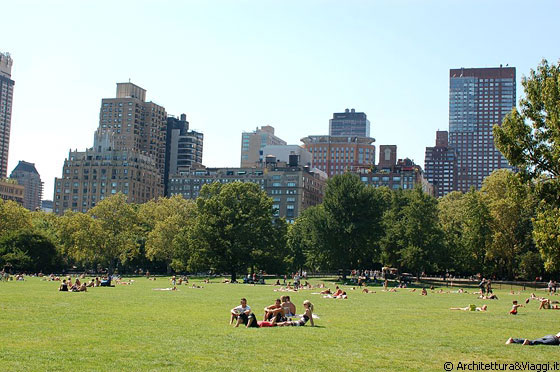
[{"left": 1, "top": 277, "right": 559, "bottom": 372}]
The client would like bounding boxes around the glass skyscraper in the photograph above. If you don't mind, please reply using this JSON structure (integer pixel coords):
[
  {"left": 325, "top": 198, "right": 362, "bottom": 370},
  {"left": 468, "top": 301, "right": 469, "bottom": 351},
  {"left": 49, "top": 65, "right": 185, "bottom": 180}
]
[
  {"left": 449, "top": 66, "right": 515, "bottom": 191},
  {"left": 0, "top": 52, "right": 14, "bottom": 179},
  {"left": 329, "top": 108, "right": 370, "bottom": 137}
]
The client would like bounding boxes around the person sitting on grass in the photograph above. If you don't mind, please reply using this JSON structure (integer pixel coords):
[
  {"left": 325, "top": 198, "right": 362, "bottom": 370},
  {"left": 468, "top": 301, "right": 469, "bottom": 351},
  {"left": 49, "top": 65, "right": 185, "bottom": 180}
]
[
  {"left": 95, "top": 277, "right": 101, "bottom": 287},
  {"left": 59, "top": 280, "right": 69, "bottom": 292},
  {"left": 276, "top": 300, "right": 315, "bottom": 327},
  {"left": 78, "top": 282, "right": 87, "bottom": 292},
  {"left": 281, "top": 295, "right": 296, "bottom": 319},
  {"left": 264, "top": 298, "right": 283, "bottom": 321},
  {"left": 86, "top": 279, "right": 95, "bottom": 287},
  {"left": 100, "top": 276, "right": 114, "bottom": 287},
  {"left": 450, "top": 304, "right": 487, "bottom": 312},
  {"left": 510, "top": 300, "right": 523, "bottom": 315},
  {"left": 506, "top": 332, "right": 560, "bottom": 346},
  {"left": 421, "top": 288, "right": 428, "bottom": 296},
  {"left": 231, "top": 298, "right": 258, "bottom": 328}
]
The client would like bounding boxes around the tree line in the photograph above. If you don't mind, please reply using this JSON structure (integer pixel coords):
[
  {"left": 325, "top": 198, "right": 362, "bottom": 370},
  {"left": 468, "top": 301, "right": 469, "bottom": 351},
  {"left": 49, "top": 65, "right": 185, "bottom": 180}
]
[{"left": 1, "top": 59, "right": 559, "bottom": 280}]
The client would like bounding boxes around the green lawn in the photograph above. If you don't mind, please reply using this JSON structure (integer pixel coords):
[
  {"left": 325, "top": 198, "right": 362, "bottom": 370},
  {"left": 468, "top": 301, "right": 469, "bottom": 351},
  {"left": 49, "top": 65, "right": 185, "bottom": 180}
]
[{"left": 1, "top": 277, "right": 559, "bottom": 371}]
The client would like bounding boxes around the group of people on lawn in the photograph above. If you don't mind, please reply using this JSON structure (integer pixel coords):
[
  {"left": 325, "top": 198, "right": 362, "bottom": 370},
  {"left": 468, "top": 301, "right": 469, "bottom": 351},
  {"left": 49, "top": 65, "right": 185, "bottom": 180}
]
[
  {"left": 58, "top": 276, "right": 113, "bottom": 292},
  {"left": 230, "top": 297, "right": 314, "bottom": 328}
]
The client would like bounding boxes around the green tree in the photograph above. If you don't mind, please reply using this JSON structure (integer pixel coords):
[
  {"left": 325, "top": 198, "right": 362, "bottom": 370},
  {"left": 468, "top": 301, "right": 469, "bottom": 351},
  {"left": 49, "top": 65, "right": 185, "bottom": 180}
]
[
  {"left": 493, "top": 59, "right": 560, "bottom": 273},
  {"left": 494, "top": 59, "right": 560, "bottom": 207},
  {"left": 382, "top": 187, "right": 444, "bottom": 277},
  {"left": 253, "top": 217, "right": 288, "bottom": 275},
  {"left": 518, "top": 251, "right": 544, "bottom": 281},
  {"left": 31, "top": 211, "right": 60, "bottom": 245},
  {"left": 481, "top": 170, "right": 537, "bottom": 279},
  {"left": 461, "top": 189, "right": 493, "bottom": 276},
  {"left": 138, "top": 195, "right": 196, "bottom": 273},
  {"left": 87, "top": 193, "right": 140, "bottom": 273},
  {"left": 438, "top": 191, "right": 470, "bottom": 274},
  {"left": 0, "top": 199, "right": 32, "bottom": 237},
  {"left": 0, "top": 229, "right": 58, "bottom": 272},
  {"left": 286, "top": 205, "right": 327, "bottom": 272},
  {"left": 401, "top": 187, "right": 444, "bottom": 276},
  {"left": 380, "top": 188, "right": 409, "bottom": 269},
  {"left": 57, "top": 211, "right": 103, "bottom": 270},
  {"left": 494, "top": 59, "right": 560, "bottom": 181},
  {"left": 533, "top": 206, "right": 560, "bottom": 272},
  {"left": 186, "top": 182, "right": 278, "bottom": 281},
  {"left": 318, "top": 173, "right": 386, "bottom": 278}
]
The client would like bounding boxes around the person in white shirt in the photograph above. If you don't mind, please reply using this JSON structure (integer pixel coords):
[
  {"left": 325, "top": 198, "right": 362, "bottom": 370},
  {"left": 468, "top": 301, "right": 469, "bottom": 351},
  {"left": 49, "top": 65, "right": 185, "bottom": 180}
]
[{"left": 230, "top": 298, "right": 257, "bottom": 327}]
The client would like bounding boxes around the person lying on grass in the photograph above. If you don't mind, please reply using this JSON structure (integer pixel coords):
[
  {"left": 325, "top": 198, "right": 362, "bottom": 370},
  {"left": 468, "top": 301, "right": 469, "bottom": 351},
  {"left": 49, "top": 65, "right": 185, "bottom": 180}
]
[
  {"left": 324, "top": 291, "right": 348, "bottom": 299},
  {"left": 506, "top": 332, "right": 560, "bottom": 346},
  {"left": 450, "top": 304, "right": 487, "bottom": 312},
  {"left": 538, "top": 298, "right": 560, "bottom": 310},
  {"left": 331, "top": 287, "right": 343, "bottom": 297},
  {"left": 478, "top": 294, "right": 498, "bottom": 300}
]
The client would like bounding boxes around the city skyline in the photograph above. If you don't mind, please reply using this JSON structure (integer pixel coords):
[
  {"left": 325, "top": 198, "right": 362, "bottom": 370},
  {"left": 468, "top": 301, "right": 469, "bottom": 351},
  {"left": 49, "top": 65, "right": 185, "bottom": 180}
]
[{"left": 3, "top": 1, "right": 560, "bottom": 197}]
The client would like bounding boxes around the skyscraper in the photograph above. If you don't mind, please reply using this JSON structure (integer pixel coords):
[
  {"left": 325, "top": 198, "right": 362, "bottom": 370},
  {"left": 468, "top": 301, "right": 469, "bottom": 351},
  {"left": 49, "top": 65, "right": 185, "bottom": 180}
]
[
  {"left": 53, "top": 130, "right": 162, "bottom": 215},
  {"left": 329, "top": 108, "right": 370, "bottom": 137},
  {"left": 0, "top": 52, "right": 14, "bottom": 179},
  {"left": 449, "top": 66, "right": 515, "bottom": 191},
  {"left": 240, "top": 126, "right": 286, "bottom": 167},
  {"left": 424, "top": 131, "right": 457, "bottom": 197},
  {"left": 54, "top": 82, "right": 166, "bottom": 214},
  {"left": 10, "top": 161, "right": 43, "bottom": 211},
  {"left": 99, "top": 82, "right": 167, "bottom": 182},
  {"left": 165, "top": 114, "right": 203, "bottom": 196}
]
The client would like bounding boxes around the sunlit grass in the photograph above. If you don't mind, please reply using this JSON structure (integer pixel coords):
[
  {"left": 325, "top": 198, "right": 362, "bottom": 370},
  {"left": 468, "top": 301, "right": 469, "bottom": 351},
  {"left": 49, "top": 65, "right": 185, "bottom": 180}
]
[{"left": 1, "top": 277, "right": 558, "bottom": 371}]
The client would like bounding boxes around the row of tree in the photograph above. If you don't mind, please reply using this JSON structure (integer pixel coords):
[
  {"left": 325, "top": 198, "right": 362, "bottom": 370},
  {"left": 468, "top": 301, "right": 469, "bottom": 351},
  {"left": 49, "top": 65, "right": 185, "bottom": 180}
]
[
  {"left": 1, "top": 59, "right": 559, "bottom": 280},
  {"left": 0, "top": 167, "right": 557, "bottom": 280}
]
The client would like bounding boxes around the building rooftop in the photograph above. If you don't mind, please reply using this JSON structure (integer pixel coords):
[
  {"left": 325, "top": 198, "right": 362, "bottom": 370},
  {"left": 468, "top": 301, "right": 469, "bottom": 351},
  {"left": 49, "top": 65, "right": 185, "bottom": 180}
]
[
  {"left": 11, "top": 161, "right": 40, "bottom": 175},
  {"left": 300, "top": 135, "right": 375, "bottom": 144}
]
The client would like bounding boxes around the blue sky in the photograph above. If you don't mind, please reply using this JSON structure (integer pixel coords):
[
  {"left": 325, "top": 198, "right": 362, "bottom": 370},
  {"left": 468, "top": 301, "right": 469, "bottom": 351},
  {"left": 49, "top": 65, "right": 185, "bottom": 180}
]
[{"left": 3, "top": 0, "right": 559, "bottom": 197}]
